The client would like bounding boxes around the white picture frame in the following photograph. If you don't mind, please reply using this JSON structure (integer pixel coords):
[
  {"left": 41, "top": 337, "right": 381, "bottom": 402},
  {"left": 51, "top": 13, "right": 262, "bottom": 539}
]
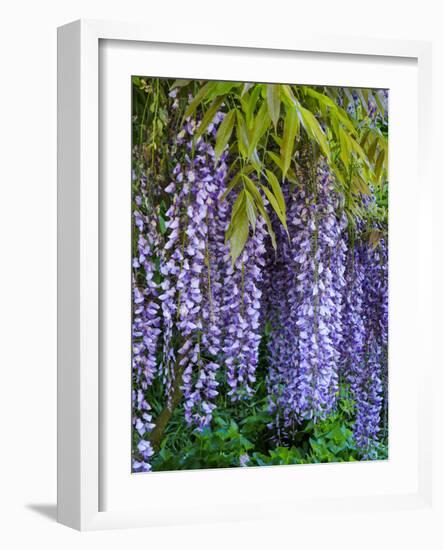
[{"left": 57, "top": 19, "right": 434, "bottom": 531}]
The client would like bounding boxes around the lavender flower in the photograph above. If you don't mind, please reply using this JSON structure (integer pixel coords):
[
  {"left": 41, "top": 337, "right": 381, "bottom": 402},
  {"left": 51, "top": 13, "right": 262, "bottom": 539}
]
[
  {"left": 266, "top": 158, "right": 347, "bottom": 440},
  {"left": 131, "top": 177, "right": 162, "bottom": 472},
  {"left": 161, "top": 111, "right": 232, "bottom": 428},
  {"left": 348, "top": 237, "right": 388, "bottom": 455},
  {"left": 222, "top": 213, "right": 266, "bottom": 401}
]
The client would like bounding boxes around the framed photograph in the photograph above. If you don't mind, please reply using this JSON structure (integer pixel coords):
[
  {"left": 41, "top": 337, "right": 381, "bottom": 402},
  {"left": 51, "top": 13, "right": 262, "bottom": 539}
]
[{"left": 57, "top": 19, "right": 433, "bottom": 530}]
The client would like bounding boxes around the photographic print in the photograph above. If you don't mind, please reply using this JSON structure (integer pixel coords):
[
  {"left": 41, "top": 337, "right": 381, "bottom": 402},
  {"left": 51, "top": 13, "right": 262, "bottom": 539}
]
[{"left": 131, "top": 78, "right": 388, "bottom": 473}]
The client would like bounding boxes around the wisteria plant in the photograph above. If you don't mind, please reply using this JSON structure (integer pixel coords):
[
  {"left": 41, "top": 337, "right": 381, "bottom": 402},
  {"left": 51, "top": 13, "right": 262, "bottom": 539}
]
[{"left": 131, "top": 77, "right": 388, "bottom": 472}]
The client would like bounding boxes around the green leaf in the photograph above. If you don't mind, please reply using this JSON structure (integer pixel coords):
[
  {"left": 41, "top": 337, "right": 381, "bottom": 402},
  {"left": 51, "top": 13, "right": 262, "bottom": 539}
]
[
  {"left": 267, "top": 150, "right": 284, "bottom": 171},
  {"left": 132, "top": 76, "right": 141, "bottom": 87},
  {"left": 194, "top": 95, "right": 226, "bottom": 140},
  {"left": 360, "top": 129, "right": 371, "bottom": 150},
  {"left": 244, "top": 85, "right": 262, "bottom": 129},
  {"left": 231, "top": 189, "right": 245, "bottom": 222},
  {"left": 229, "top": 192, "right": 249, "bottom": 264},
  {"left": 244, "top": 190, "right": 257, "bottom": 232},
  {"left": 375, "top": 148, "right": 385, "bottom": 184},
  {"left": 338, "top": 126, "right": 350, "bottom": 169},
  {"left": 265, "top": 169, "right": 286, "bottom": 216},
  {"left": 242, "top": 175, "right": 276, "bottom": 249},
  {"left": 271, "top": 133, "right": 282, "bottom": 148},
  {"left": 304, "top": 87, "right": 336, "bottom": 110},
  {"left": 251, "top": 150, "right": 262, "bottom": 173},
  {"left": 281, "top": 104, "right": 299, "bottom": 177},
  {"left": 158, "top": 214, "right": 167, "bottom": 234},
  {"left": 239, "top": 435, "right": 254, "bottom": 451},
  {"left": 267, "top": 151, "right": 298, "bottom": 185},
  {"left": 207, "top": 81, "right": 239, "bottom": 100},
  {"left": 356, "top": 89, "right": 368, "bottom": 113},
  {"left": 361, "top": 89, "right": 369, "bottom": 111},
  {"left": 221, "top": 172, "right": 242, "bottom": 201},
  {"left": 170, "top": 79, "right": 191, "bottom": 89},
  {"left": 280, "top": 84, "right": 297, "bottom": 108},
  {"left": 330, "top": 161, "right": 347, "bottom": 188},
  {"left": 260, "top": 184, "right": 287, "bottom": 232},
  {"left": 222, "top": 165, "right": 256, "bottom": 201},
  {"left": 225, "top": 188, "right": 244, "bottom": 243},
  {"left": 334, "top": 106, "right": 358, "bottom": 137},
  {"left": 367, "top": 137, "right": 378, "bottom": 164},
  {"left": 354, "top": 175, "right": 370, "bottom": 195},
  {"left": 241, "top": 174, "right": 261, "bottom": 202},
  {"left": 266, "top": 84, "right": 281, "bottom": 129},
  {"left": 241, "top": 83, "right": 253, "bottom": 97},
  {"left": 214, "top": 110, "right": 236, "bottom": 161},
  {"left": 236, "top": 111, "right": 250, "bottom": 159},
  {"left": 215, "top": 81, "right": 238, "bottom": 94},
  {"left": 247, "top": 101, "right": 271, "bottom": 158},
  {"left": 347, "top": 134, "right": 371, "bottom": 167},
  {"left": 298, "top": 105, "right": 330, "bottom": 160},
  {"left": 183, "top": 81, "right": 215, "bottom": 120},
  {"left": 287, "top": 169, "right": 299, "bottom": 184},
  {"left": 374, "top": 91, "right": 386, "bottom": 116}
]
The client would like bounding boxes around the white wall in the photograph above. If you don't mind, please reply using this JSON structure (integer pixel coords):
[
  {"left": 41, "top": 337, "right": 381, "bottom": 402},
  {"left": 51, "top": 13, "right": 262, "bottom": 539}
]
[{"left": 0, "top": 1, "right": 441, "bottom": 548}]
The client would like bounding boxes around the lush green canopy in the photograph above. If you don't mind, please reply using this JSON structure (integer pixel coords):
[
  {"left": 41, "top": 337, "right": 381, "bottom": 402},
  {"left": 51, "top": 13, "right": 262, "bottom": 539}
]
[{"left": 133, "top": 78, "right": 388, "bottom": 262}]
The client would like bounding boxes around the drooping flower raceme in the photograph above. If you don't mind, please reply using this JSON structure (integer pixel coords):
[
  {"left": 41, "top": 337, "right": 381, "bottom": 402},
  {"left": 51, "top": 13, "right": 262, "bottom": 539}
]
[
  {"left": 222, "top": 215, "right": 266, "bottom": 401},
  {"left": 131, "top": 176, "right": 162, "bottom": 472},
  {"left": 340, "top": 244, "right": 366, "bottom": 383},
  {"left": 160, "top": 119, "right": 218, "bottom": 428},
  {"left": 265, "top": 153, "right": 388, "bottom": 455},
  {"left": 266, "top": 158, "right": 347, "bottom": 440},
  {"left": 347, "top": 237, "right": 388, "bottom": 455},
  {"left": 158, "top": 105, "right": 269, "bottom": 426}
]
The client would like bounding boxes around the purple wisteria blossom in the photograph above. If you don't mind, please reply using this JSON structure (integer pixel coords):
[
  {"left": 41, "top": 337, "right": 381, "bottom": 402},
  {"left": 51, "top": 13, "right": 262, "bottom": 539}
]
[
  {"left": 266, "top": 159, "right": 347, "bottom": 440},
  {"left": 346, "top": 237, "right": 388, "bottom": 455},
  {"left": 132, "top": 176, "right": 162, "bottom": 472},
  {"left": 340, "top": 245, "right": 366, "bottom": 384},
  {"left": 221, "top": 209, "right": 266, "bottom": 401},
  {"left": 161, "top": 112, "right": 233, "bottom": 428},
  {"left": 159, "top": 105, "right": 268, "bottom": 425}
]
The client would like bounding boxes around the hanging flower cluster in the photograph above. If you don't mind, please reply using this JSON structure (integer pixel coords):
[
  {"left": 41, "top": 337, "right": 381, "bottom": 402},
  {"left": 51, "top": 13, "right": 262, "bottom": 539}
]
[
  {"left": 340, "top": 244, "right": 366, "bottom": 383},
  {"left": 159, "top": 110, "right": 267, "bottom": 429},
  {"left": 160, "top": 117, "right": 224, "bottom": 429},
  {"left": 265, "top": 158, "right": 348, "bottom": 442},
  {"left": 264, "top": 161, "right": 388, "bottom": 455},
  {"left": 222, "top": 217, "right": 266, "bottom": 400},
  {"left": 344, "top": 237, "right": 388, "bottom": 455},
  {"left": 131, "top": 175, "right": 162, "bottom": 472}
]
